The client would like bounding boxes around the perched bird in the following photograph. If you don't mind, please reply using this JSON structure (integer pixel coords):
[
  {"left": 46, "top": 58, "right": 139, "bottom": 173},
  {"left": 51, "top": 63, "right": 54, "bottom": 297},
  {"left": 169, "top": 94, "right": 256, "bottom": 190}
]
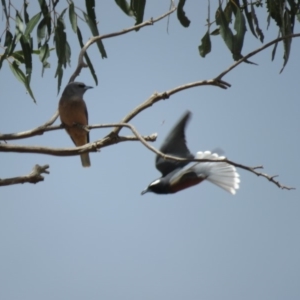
[
  {"left": 59, "top": 82, "right": 93, "bottom": 167},
  {"left": 141, "top": 111, "right": 240, "bottom": 195}
]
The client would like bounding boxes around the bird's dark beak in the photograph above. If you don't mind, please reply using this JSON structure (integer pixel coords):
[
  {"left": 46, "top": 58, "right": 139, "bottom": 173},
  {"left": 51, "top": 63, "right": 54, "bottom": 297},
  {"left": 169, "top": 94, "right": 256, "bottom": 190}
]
[
  {"left": 141, "top": 188, "right": 149, "bottom": 195},
  {"left": 85, "top": 86, "right": 93, "bottom": 90}
]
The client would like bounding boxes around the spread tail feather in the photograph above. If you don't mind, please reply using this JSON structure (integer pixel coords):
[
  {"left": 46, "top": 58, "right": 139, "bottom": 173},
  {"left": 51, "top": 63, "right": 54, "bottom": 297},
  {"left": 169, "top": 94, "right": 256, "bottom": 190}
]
[
  {"left": 194, "top": 151, "right": 240, "bottom": 194},
  {"left": 80, "top": 153, "right": 91, "bottom": 167}
]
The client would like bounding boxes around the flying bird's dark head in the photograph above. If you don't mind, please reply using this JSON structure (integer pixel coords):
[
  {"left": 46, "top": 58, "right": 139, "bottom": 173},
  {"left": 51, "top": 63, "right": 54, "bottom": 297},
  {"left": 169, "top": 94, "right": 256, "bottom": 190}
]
[{"left": 141, "top": 178, "right": 170, "bottom": 195}]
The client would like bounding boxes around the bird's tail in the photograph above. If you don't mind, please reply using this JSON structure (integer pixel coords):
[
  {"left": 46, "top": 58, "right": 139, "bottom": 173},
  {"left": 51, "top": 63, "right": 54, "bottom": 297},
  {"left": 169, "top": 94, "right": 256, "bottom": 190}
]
[
  {"left": 193, "top": 151, "right": 240, "bottom": 194},
  {"left": 80, "top": 153, "right": 91, "bottom": 167}
]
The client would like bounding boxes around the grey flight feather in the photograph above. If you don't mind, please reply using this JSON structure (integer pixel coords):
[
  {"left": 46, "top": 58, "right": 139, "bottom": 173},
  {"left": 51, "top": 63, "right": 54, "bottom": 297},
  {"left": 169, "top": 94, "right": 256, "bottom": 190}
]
[{"left": 155, "top": 111, "right": 194, "bottom": 176}]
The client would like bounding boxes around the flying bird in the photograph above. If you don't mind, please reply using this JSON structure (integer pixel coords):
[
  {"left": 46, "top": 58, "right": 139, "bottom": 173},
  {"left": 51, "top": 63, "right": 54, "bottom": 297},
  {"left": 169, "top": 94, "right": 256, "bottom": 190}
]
[
  {"left": 141, "top": 111, "right": 240, "bottom": 195},
  {"left": 59, "top": 82, "right": 93, "bottom": 167}
]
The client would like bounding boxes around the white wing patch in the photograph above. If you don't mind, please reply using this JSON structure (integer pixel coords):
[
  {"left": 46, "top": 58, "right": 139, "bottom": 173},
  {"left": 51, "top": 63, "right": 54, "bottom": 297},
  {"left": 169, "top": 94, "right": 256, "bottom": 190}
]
[{"left": 150, "top": 179, "right": 161, "bottom": 186}]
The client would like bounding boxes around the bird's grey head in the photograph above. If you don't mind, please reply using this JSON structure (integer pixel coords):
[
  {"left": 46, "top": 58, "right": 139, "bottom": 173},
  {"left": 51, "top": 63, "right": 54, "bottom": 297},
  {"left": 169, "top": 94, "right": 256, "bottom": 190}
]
[{"left": 62, "top": 82, "right": 93, "bottom": 99}]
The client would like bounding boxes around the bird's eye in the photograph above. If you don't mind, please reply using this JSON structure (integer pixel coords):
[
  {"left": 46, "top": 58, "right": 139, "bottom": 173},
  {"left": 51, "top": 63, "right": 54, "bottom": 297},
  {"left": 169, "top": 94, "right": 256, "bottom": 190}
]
[{"left": 78, "top": 84, "right": 85, "bottom": 88}]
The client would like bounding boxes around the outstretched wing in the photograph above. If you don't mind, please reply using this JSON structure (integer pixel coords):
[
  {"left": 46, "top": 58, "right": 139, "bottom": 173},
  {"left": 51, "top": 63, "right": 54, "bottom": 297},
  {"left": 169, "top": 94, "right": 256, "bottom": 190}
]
[{"left": 156, "top": 111, "right": 194, "bottom": 176}]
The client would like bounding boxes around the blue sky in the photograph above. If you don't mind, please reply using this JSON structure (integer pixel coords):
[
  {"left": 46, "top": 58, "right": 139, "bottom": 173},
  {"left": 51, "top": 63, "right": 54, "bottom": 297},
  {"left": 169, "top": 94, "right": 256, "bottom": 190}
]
[{"left": 0, "top": 1, "right": 299, "bottom": 300}]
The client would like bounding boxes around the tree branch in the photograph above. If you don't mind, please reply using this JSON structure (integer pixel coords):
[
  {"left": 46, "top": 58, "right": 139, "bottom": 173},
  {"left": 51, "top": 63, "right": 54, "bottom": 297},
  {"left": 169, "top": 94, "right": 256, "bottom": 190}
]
[
  {"left": 0, "top": 122, "right": 294, "bottom": 190},
  {"left": 69, "top": 5, "right": 177, "bottom": 83},
  {"left": 0, "top": 123, "right": 158, "bottom": 155},
  {"left": 109, "top": 79, "right": 231, "bottom": 136},
  {"left": 216, "top": 33, "right": 300, "bottom": 80},
  {"left": 0, "top": 164, "right": 50, "bottom": 186}
]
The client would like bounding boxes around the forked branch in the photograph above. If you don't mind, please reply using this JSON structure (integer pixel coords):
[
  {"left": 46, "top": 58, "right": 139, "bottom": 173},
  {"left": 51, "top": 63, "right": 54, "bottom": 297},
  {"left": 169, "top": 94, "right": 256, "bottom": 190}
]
[{"left": 0, "top": 123, "right": 294, "bottom": 190}]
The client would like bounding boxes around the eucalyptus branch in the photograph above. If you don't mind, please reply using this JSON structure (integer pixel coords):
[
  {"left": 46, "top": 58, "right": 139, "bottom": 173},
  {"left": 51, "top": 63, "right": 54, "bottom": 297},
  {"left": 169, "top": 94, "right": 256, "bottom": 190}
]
[
  {"left": 69, "top": 5, "right": 177, "bottom": 83},
  {"left": 216, "top": 33, "right": 300, "bottom": 80},
  {"left": 0, "top": 164, "right": 50, "bottom": 186},
  {"left": 110, "top": 79, "right": 230, "bottom": 135}
]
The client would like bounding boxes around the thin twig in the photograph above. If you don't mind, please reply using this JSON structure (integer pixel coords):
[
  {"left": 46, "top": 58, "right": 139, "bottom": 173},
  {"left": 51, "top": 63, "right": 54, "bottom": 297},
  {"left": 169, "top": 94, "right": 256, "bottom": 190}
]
[{"left": 216, "top": 33, "right": 300, "bottom": 80}]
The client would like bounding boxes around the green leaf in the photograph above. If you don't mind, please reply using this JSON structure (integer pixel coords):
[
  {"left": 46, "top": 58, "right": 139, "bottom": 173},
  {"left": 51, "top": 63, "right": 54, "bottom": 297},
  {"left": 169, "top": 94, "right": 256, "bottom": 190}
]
[
  {"left": 24, "top": 12, "right": 41, "bottom": 37},
  {"left": 53, "top": 0, "right": 59, "bottom": 8},
  {"left": 216, "top": 5, "right": 234, "bottom": 53},
  {"left": 271, "top": 31, "right": 280, "bottom": 61},
  {"left": 39, "top": 42, "right": 51, "bottom": 76},
  {"left": 266, "top": 0, "right": 283, "bottom": 27},
  {"left": 1, "top": 0, "right": 8, "bottom": 19},
  {"left": 38, "top": 0, "right": 49, "bottom": 16},
  {"left": 115, "top": 0, "right": 134, "bottom": 16},
  {"left": 69, "top": 1, "right": 77, "bottom": 33},
  {"left": 224, "top": 1, "right": 233, "bottom": 23},
  {"left": 15, "top": 11, "right": 24, "bottom": 43},
  {"left": 53, "top": 8, "right": 69, "bottom": 93},
  {"left": 198, "top": 30, "right": 211, "bottom": 58},
  {"left": 54, "top": 8, "right": 68, "bottom": 69},
  {"left": 177, "top": 0, "right": 191, "bottom": 27},
  {"left": 86, "top": 0, "right": 97, "bottom": 21},
  {"left": 241, "top": 0, "right": 257, "bottom": 38},
  {"left": 39, "top": 43, "right": 49, "bottom": 62},
  {"left": 130, "top": 0, "right": 146, "bottom": 29},
  {"left": 23, "top": 0, "right": 30, "bottom": 24},
  {"left": 55, "top": 63, "right": 63, "bottom": 95},
  {"left": 83, "top": 11, "right": 107, "bottom": 58},
  {"left": 210, "top": 28, "right": 220, "bottom": 35},
  {"left": 11, "top": 51, "right": 25, "bottom": 64},
  {"left": 280, "top": 10, "right": 292, "bottom": 73},
  {"left": 9, "top": 61, "right": 26, "bottom": 83},
  {"left": 85, "top": 0, "right": 107, "bottom": 58},
  {"left": 19, "top": 36, "right": 32, "bottom": 76},
  {"left": 233, "top": 6, "right": 246, "bottom": 60},
  {"left": 4, "top": 30, "right": 14, "bottom": 51},
  {"left": 0, "top": 31, "right": 17, "bottom": 69},
  {"left": 251, "top": 2, "right": 264, "bottom": 42},
  {"left": 77, "top": 26, "right": 98, "bottom": 85},
  {"left": 37, "top": 16, "right": 48, "bottom": 46},
  {"left": 65, "top": 41, "right": 71, "bottom": 67},
  {"left": 54, "top": 17, "right": 67, "bottom": 67},
  {"left": 9, "top": 61, "right": 36, "bottom": 102},
  {"left": 38, "top": 0, "right": 51, "bottom": 35}
]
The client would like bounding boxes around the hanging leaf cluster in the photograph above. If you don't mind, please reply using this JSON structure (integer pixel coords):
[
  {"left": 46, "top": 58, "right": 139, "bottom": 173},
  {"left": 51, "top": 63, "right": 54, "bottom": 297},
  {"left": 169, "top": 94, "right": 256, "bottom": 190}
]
[
  {"left": 0, "top": 0, "right": 107, "bottom": 101},
  {"left": 0, "top": 0, "right": 299, "bottom": 102},
  {"left": 198, "top": 0, "right": 300, "bottom": 71}
]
